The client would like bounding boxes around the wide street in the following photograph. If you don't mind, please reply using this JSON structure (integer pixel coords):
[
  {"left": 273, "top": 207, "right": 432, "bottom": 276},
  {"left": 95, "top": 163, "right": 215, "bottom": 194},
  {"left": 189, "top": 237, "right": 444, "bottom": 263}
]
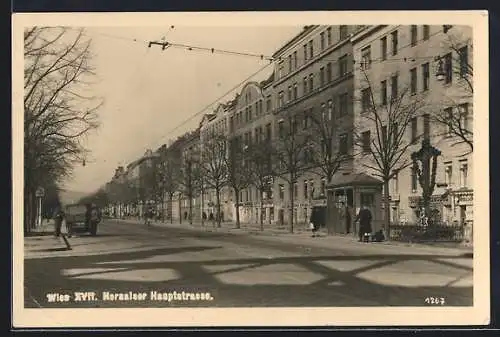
[{"left": 24, "top": 219, "right": 473, "bottom": 308}]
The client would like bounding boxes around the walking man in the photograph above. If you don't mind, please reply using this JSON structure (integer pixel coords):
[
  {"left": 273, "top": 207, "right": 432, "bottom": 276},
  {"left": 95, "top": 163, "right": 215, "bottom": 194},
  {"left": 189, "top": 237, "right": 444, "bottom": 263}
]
[
  {"left": 53, "top": 206, "right": 64, "bottom": 238},
  {"left": 355, "top": 205, "right": 373, "bottom": 242}
]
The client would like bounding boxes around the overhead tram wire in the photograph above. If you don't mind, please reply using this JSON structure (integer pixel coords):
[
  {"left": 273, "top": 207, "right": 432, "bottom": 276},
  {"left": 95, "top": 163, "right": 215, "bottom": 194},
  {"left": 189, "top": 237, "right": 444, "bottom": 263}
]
[{"left": 127, "top": 61, "right": 275, "bottom": 165}]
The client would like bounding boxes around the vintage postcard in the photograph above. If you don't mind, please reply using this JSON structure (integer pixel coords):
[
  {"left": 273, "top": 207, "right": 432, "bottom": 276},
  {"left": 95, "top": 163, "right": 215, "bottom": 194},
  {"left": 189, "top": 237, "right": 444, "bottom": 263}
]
[{"left": 12, "top": 11, "right": 489, "bottom": 328}]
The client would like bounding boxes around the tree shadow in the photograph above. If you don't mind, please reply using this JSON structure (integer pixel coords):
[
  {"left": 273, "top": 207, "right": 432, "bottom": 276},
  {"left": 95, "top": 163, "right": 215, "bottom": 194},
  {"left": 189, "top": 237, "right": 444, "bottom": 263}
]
[{"left": 24, "top": 244, "right": 473, "bottom": 308}]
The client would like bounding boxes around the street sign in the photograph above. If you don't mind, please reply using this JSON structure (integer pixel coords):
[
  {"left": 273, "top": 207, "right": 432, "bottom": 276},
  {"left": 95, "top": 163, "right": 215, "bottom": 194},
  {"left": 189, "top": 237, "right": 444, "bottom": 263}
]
[{"left": 35, "top": 187, "right": 45, "bottom": 197}]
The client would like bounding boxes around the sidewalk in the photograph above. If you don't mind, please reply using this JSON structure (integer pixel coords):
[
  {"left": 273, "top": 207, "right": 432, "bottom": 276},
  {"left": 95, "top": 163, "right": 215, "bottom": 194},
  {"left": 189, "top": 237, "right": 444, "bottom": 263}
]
[
  {"left": 24, "top": 220, "right": 72, "bottom": 256},
  {"left": 110, "top": 218, "right": 473, "bottom": 256}
]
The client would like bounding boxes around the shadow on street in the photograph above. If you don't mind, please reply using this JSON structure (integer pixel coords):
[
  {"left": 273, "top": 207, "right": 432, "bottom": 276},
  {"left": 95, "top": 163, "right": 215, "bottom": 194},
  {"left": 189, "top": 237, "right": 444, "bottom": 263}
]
[{"left": 24, "top": 243, "right": 473, "bottom": 308}]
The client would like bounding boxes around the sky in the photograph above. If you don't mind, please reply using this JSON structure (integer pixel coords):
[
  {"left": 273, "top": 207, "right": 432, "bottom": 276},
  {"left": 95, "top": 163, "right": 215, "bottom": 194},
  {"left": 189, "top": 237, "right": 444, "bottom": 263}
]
[{"left": 63, "top": 25, "right": 302, "bottom": 194}]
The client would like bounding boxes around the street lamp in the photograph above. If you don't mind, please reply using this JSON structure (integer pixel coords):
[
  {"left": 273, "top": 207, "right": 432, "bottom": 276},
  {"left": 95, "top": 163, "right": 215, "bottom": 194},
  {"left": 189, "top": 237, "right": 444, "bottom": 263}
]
[{"left": 435, "top": 57, "right": 445, "bottom": 82}]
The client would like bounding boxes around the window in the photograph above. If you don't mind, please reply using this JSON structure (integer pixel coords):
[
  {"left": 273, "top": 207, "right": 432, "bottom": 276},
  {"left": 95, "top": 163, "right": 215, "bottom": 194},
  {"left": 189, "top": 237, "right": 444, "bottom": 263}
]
[
  {"left": 410, "top": 67, "right": 417, "bottom": 94},
  {"left": 287, "top": 86, "right": 292, "bottom": 102},
  {"left": 326, "top": 62, "right": 332, "bottom": 82},
  {"left": 422, "top": 62, "right": 430, "bottom": 91},
  {"left": 459, "top": 103, "right": 470, "bottom": 132},
  {"left": 460, "top": 161, "right": 468, "bottom": 188},
  {"left": 391, "top": 74, "right": 398, "bottom": 101},
  {"left": 362, "top": 130, "right": 371, "bottom": 152},
  {"left": 411, "top": 167, "right": 418, "bottom": 192},
  {"left": 391, "top": 30, "right": 398, "bottom": 56},
  {"left": 293, "top": 51, "right": 298, "bottom": 70},
  {"left": 309, "top": 181, "right": 315, "bottom": 199},
  {"left": 392, "top": 171, "right": 399, "bottom": 194},
  {"left": 320, "top": 32, "right": 325, "bottom": 50},
  {"left": 309, "top": 40, "right": 314, "bottom": 59},
  {"left": 278, "top": 61, "right": 284, "bottom": 79},
  {"left": 339, "top": 93, "right": 348, "bottom": 116},
  {"left": 303, "top": 112, "right": 309, "bottom": 129},
  {"left": 361, "top": 46, "right": 372, "bottom": 70},
  {"left": 459, "top": 46, "right": 469, "bottom": 78},
  {"left": 320, "top": 67, "right": 325, "bottom": 86},
  {"left": 423, "top": 25, "right": 430, "bottom": 40},
  {"left": 293, "top": 182, "right": 298, "bottom": 198},
  {"left": 340, "top": 25, "right": 348, "bottom": 40},
  {"left": 308, "top": 74, "right": 314, "bottom": 93},
  {"left": 380, "top": 36, "right": 387, "bottom": 61},
  {"left": 328, "top": 100, "right": 333, "bottom": 120},
  {"left": 259, "top": 100, "right": 263, "bottom": 115},
  {"left": 327, "top": 27, "right": 332, "bottom": 45},
  {"left": 444, "top": 107, "right": 454, "bottom": 135},
  {"left": 423, "top": 114, "right": 430, "bottom": 139},
  {"left": 278, "top": 91, "right": 284, "bottom": 108},
  {"left": 303, "top": 77, "right": 308, "bottom": 94},
  {"left": 288, "top": 54, "right": 292, "bottom": 72},
  {"left": 321, "top": 178, "right": 326, "bottom": 196},
  {"left": 444, "top": 52, "right": 453, "bottom": 84},
  {"left": 293, "top": 83, "right": 298, "bottom": 100},
  {"left": 380, "top": 80, "right": 387, "bottom": 105},
  {"left": 304, "top": 180, "right": 308, "bottom": 199},
  {"left": 339, "top": 54, "right": 348, "bottom": 77},
  {"left": 266, "top": 96, "right": 272, "bottom": 112},
  {"left": 381, "top": 125, "right": 388, "bottom": 143},
  {"left": 279, "top": 184, "right": 284, "bottom": 200},
  {"left": 321, "top": 103, "right": 326, "bottom": 121},
  {"left": 410, "top": 25, "right": 418, "bottom": 46},
  {"left": 303, "top": 44, "right": 308, "bottom": 62},
  {"left": 265, "top": 123, "right": 272, "bottom": 141},
  {"left": 444, "top": 162, "right": 453, "bottom": 187},
  {"left": 361, "top": 88, "right": 371, "bottom": 112},
  {"left": 278, "top": 120, "right": 285, "bottom": 138},
  {"left": 411, "top": 117, "right": 418, "bottom": 142},
  {"left": 339, "top": 134, "right": 348, "bottom": 154}
]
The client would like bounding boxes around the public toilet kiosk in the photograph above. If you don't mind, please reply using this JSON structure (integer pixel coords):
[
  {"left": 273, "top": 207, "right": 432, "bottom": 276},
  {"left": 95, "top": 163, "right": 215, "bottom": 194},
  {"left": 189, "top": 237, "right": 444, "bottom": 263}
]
[{"left": 326, "top": 172, "right": 384, "bottom": 237}]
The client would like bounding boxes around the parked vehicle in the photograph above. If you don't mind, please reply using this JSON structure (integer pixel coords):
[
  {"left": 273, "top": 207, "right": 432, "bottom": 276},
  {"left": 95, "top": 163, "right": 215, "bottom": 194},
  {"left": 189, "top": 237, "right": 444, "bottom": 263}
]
[{"left": 64, "top": 203, "right": 102, "bottom": 236}]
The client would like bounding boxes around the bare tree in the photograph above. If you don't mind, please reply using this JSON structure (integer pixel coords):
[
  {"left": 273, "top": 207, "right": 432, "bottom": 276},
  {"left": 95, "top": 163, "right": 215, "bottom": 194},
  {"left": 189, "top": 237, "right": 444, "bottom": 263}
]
[
  {"left": 159, "top": 146, "right": 181, "bottom": 223},
  {"left": 273, "top": 114, "right": 310, "bottom": 233},
  {"left": 24, "top": 27, "right": 102, "bottom": 233},
  {"left": 432, "top": 30, "right": 473, "bottom": 154},
  {"left": 177, "top": 153, "right": 201, "bottom": 225},
  {"left": 224, "top": 136, "right": 252, "bottom": 229},
  {"left": 200, "top": 133, "right": 228, "bottom": 228},
  {"left": 246, "top": 139, "right": 275, "bottom": 230},
  {"left": 354, "top": 70, "right": 426, "bottom": 236},
  {"left": 304, "top": 104, "right": 350, "bottom": 184}
]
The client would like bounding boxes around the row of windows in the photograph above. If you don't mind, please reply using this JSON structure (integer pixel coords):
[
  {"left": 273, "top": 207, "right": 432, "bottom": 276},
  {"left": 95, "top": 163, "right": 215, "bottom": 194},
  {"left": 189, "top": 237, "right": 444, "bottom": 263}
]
[
  {"left": 277, "top": 178, "right": 327, "bottom": 201},
  {"left": 279, "top": 26, "right": 350, "bottom": 79},
  {"left": 277, "top": 55, "right": 349, "bottom": 109}
]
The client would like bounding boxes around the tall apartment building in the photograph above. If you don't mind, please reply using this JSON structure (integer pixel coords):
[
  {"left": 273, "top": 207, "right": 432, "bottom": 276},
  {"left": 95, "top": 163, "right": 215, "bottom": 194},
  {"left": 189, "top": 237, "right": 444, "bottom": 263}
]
[
  {"left": 269, "top": 25, "right": 362, "bottom": 226},
  {"left": 351, "top": 25, "right": 473, "bottom": 230},
  {"left": 199, "top": 102, "right": 234, "bottom": 221},
  {"left": 226, "top": 75, "right": 275, "bottom": 224}
]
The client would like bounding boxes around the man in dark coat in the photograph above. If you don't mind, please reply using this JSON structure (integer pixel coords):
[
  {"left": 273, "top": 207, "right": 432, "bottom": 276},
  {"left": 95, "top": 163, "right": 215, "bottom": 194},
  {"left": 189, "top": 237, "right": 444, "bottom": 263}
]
[
  {"left": 355, "top": 206, "right": 373, "bottom": 242},
  {"left": 53, "top": 206, "right": 64, "bottom": 237}
]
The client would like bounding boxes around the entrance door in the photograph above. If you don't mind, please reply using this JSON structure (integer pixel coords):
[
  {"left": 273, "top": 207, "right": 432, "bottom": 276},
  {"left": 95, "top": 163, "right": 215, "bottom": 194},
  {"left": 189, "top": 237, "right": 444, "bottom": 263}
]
[
  {"left": 460, "top": 205, "right": 467, "bottom": 225},
  {"left": 278, "top": 209, "right": 284, "bottom": 226}
]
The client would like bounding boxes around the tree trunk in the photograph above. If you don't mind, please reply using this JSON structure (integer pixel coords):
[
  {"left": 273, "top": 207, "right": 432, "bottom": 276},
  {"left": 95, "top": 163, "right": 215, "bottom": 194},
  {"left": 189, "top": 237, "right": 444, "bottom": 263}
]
[
  {"left": 289, "top": 182, "right": 294, "bottom": 233},
  {"left": 201, "top": 186, "right": 205, "bottom": 226},
  {"left": 170, "top": 194, "right": 174, "bottom": 224},
  {"left": 260, "top": 192, "right": 264, "bottom": 231},
  {"left": 188, "top": 193, "right": 193, "bottom": 225},
  {"left": 234, "top": 187, "right": 240, "bottom": 229},
  {"left": 384, "top": 180, "right": 391, "bottom": 239},
  {"left": 216, "top": 188, "right": 221, "bottom": 228},
  {"left": 178, "top": 194, "right": 182, "bottom": 224}
]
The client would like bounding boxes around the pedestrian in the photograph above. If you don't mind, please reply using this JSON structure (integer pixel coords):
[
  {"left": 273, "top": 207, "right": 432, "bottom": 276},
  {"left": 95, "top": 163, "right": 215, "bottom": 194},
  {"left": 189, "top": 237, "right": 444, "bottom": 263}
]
[
  {"left": 53, "top": 206, "right": 64, "bottom": 238},
  {"left": 355, "top": 205, "right": 373, "bottom": 242},
  {"left": 209, "top": 212, "right": 214, "bottom": 222},
  {"left": 202, "top": 212, "right": 207, "bottom": 221},
  {"left": 309, "top": 207, "right": 321, "bottom": 237}
]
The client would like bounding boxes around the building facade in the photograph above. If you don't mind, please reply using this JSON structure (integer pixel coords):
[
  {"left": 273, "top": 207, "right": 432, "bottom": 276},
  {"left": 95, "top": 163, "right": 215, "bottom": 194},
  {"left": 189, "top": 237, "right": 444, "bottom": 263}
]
[
  {"left": 351, "top": 25, "right": 473, "bottom": 231},
  {"left": 269, "top": 25, "right": 363, "bottom": 227}
]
